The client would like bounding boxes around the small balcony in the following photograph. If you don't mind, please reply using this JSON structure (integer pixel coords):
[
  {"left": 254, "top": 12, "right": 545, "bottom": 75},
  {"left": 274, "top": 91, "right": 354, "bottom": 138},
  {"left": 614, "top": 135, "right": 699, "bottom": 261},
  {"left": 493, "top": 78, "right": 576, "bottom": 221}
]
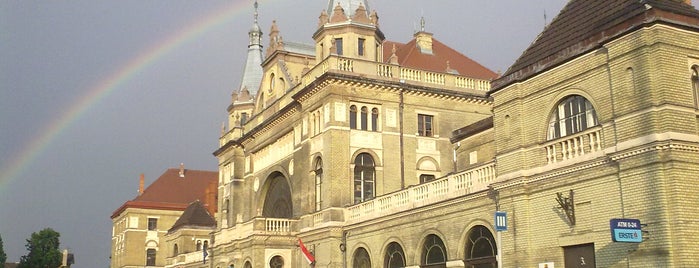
[
  {"left": 166, "top": 251, "right": 207, "bottom": 267},
  {"left": 544, "top": 127, "right": 603, "bottom": 165},
  {"left": 216, "top": 217, "right": 299, "bottom": 243}
]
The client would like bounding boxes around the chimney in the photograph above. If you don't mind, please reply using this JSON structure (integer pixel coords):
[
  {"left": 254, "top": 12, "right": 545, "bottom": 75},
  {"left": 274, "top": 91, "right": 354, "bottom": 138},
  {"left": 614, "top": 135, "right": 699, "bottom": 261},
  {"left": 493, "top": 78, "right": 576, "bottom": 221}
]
[
  {"left": 138, "top": 173, "right": 144, "bottom": 195},
  {"left": 179, "top": 163, "right": 185, "bottom": 178},
  {"left": 414, "top": 17, "right": 433, "bottom": 55},
  {"left": 205, "top": 182, "right": 217, "bottom": 216}
]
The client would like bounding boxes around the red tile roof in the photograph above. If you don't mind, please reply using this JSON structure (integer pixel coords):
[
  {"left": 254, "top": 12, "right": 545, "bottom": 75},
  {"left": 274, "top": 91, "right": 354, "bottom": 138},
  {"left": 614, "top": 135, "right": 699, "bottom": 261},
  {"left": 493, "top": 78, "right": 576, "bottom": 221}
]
[
  {"left": 492, "top": 0, "right": 699, "bottom": 91},
  {"left": 111, "top": 168, "right": 218, "bottom": 219},
  {"left": 382, "top": 37, "right": 498, "bottom": 80}
]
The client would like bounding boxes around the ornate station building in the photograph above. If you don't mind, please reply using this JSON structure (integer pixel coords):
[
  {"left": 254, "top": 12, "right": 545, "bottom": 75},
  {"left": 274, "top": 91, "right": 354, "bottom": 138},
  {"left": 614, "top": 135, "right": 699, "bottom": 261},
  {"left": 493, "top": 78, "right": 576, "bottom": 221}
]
[{"left": 162, "top": 0, "right": 699, "bottom": 267}]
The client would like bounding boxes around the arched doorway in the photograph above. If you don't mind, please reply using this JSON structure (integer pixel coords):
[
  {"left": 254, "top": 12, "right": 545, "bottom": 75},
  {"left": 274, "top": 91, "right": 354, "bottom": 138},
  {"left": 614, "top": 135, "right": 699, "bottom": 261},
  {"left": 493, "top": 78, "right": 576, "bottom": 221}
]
[
  {"left": 262, "top": 173, "right": 293, "bottom": 218},
  {"left": 464, "top": 225, "right": 497, "bottom": 268},
  {"left": 384, "top": 242, "right": 406, "bottom": 268},
  {"left": 422, "top": 234, "right": 447, "bottom": 268},
  {"left": 353, "top": 247, "right": 371, "bottom": 268}
]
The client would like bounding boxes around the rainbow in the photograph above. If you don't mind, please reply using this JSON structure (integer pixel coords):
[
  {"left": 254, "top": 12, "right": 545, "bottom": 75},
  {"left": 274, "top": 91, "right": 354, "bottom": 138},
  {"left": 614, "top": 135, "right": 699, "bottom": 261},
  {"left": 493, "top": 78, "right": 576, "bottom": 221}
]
[{"left": 0, "top": 0, "right": 268, "bottom": 191}]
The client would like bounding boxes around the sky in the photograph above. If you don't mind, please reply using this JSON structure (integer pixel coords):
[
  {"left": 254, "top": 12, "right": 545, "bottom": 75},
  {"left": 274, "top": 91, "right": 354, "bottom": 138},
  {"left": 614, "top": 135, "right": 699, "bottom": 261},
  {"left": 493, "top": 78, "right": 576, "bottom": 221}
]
[{"left": 3, "top": 0, "right": 677, "bottom": 267}]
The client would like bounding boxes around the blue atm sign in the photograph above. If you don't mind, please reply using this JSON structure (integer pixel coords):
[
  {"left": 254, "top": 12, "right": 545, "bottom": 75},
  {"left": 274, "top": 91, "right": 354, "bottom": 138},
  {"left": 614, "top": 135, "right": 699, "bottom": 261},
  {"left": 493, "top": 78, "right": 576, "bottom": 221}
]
[{"left": 610, "top": 218, "right": 642, "bottom": 243}]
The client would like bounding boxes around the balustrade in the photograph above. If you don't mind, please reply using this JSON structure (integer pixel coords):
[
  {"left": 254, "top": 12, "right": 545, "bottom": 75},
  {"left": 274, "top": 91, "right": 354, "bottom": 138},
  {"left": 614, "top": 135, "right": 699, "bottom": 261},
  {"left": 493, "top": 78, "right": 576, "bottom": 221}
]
[
  {"left": 545, "top": 128, "right": 602, "bottom": 164},
  {"left": 346, "top": 161, "right": 496, "bottom": 223},
  {"left": 265, "top": 218, "right": 292, "bottom": 233}
]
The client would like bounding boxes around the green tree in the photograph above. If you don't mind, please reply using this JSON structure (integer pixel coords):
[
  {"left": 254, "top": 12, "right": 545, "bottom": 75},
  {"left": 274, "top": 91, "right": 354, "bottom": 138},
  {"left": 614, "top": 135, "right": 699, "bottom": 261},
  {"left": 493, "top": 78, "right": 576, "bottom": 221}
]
[
  {"left": 18, "top": 228, "right": 61, "bottom": 268},
  {"left": 0, "top": 233, "right": 7, "bottom": 265}
]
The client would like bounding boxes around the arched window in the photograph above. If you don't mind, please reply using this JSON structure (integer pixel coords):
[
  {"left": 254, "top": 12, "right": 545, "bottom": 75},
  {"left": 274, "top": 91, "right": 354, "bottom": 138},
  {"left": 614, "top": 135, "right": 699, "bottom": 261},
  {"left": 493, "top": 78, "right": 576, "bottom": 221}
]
[
  {"left": 315, "top": 158, "right": 323, "bottom": 211},
  {"left": 279, "top": 77, "right": 286, "bottom": 91},
  {"left": 259, "top": 92, "right": 265, "bottom": 109},
  {"left": 244, "top": 261, "right": 253, "bottom": 268},
  {"left": 354, "top": 153, "right": 375, "bottom": 204},
  {"left": 692, "top": 65, "right": 699, "bottom": 108},
  {"left": 262, "top": 174, "right": 293, "bottom": 218},
  {"left": 196, "top": 240, "right": 202, "bottom": 251},
  {"left": 203, "top": 240, "right": 209, "bottom": 251},
  {"left": 371, "top": 108, "right": 379, "bottom": 131},
  {"left": 547, "top": 95, "right": 598, "bottom": 140},
  {"left": 353, "top": 247, "right": 371, "bottom": 268},
  {"left": 422, "top": 234, "right": 447, "bottom": 267},
  {"left": 269, "top": 255, "right": 284, "bottom": 268},
  {"left": 384, "top": 242, "right": 406, "bottom": 268},
  {"left": 173, "top": 244, "right": 178, "bottom": 256},
  {"left": 269, "top": 73, "right": 276, "bottom": 93},
  {"left": 418, "top": 157, "right": 438, "bottom": 184},
  {"left": 360, "top": 106, "right": 368, "bottom": 130},
  {"left": 350, "top": 105, "right": 358, "bottom": 129},
  {"left": 464, "top": 225, "right": 497, "bottom": 267}
]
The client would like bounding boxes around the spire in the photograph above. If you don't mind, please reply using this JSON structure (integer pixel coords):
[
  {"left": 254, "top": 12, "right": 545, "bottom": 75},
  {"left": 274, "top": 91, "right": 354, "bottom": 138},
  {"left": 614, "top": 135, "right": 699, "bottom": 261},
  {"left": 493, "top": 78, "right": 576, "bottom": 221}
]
[{"left": 234, "top": 0, "right": 264, "bottom": 100}]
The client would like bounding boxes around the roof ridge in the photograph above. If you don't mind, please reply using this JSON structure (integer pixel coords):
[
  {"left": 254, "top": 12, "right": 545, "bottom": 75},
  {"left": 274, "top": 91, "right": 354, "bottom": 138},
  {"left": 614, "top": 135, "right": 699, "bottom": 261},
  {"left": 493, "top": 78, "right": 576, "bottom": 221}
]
[{"left": 492, "top": 0, "right": 699, "bottom": 91}]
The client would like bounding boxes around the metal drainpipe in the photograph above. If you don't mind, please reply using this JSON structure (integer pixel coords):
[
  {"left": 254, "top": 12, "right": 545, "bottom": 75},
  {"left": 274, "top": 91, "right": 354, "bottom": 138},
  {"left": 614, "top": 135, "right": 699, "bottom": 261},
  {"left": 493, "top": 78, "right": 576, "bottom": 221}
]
[
  {"left": 399, "top": 88, "right": 405, "bottom": 189},
  {"left": 342, "top": 231, "right": 348, "bottom": 268}
]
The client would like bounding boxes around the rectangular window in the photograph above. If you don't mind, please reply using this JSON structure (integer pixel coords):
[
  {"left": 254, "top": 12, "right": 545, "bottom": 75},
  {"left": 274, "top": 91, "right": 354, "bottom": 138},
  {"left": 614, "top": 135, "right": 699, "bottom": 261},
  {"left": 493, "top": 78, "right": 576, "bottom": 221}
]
[
  {"left": 315, "top": 170, "right": 322, "bottom": 211},
  {"left": 417, "top": 114, "right": 434, "bottom": 137},
  {"left": 240, "top": 112, "right": 248, "bottom": 126},
  {"left": 419, "top": 174, "right": 436, "bottom": 183},
  {"left": 147, "top": 218, "right": 157, "bottom": 231},
  {"left": 358, "top": 38, "right": 365, "bottom": 56},
  {"left": 335, "top": 38, "right": 343, "bottom": 55}
]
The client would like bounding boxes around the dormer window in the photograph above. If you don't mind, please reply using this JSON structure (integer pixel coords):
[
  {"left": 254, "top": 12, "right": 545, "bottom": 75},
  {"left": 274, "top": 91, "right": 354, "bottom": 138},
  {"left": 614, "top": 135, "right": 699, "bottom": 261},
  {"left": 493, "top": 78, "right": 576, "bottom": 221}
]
[{"left": 547, "top": 95, "right": 598, "bottom": 140}]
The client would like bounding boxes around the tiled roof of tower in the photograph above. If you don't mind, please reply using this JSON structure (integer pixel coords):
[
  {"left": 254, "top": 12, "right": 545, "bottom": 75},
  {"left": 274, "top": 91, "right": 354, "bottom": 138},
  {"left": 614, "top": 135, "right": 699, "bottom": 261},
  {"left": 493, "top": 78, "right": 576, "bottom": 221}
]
[
  {"left": 168, "top": 200, "right": 216, "bottom": 233},
  {"left": 491, "top": 0, "right": 699, "bottom": 92},
  {"left": 383, "top": 38, "right": 498, "bottom": 81},
  {"left": 111, "top": 168, "right": 217, "bottom": 218}
]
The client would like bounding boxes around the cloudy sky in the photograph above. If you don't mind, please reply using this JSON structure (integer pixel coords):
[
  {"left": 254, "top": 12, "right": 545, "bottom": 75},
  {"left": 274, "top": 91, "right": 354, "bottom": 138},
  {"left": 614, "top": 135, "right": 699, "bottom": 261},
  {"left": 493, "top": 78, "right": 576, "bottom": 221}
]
[{"left": 5, "top": 0, "right": 681, "bottom": 267}]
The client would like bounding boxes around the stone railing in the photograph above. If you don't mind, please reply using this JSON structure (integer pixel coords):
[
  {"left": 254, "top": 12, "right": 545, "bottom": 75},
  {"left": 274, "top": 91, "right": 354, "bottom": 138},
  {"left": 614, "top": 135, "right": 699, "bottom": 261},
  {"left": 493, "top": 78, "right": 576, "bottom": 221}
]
[
  {"left": 299, "top": 207, "right": 347, "bottom": 232},
  {"left": 544, "top": 127, "right": 602, "bottom": 164},
  {"left": 346, "top": 161, "right": 496, "bottom": 223},
  {"left": 301, "top": 56, "right": 490, "bottom": 92},
  {"left": 216, "top": 217, "right": 298, "bottom": 243},
  {"left": 165, "top": 251, "right": 206, "bottom": 267},
  {"left": 266, "top": 218, "right": 293, "bottom": 233}
]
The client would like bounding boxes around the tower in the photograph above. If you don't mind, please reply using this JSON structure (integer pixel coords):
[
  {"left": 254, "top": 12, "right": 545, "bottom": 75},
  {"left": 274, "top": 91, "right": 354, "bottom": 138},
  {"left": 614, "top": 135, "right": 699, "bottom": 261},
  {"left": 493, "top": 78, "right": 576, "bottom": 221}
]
[{"left": 313, "top": 0, "right": 384, "bottom": 62}]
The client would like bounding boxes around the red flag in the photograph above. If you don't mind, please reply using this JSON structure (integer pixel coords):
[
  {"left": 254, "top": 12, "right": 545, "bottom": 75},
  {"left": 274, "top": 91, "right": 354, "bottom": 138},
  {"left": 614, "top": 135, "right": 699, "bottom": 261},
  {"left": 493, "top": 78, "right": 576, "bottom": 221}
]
[{"left": 298, "top": 238, "right": 315, "bottom": 265}]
